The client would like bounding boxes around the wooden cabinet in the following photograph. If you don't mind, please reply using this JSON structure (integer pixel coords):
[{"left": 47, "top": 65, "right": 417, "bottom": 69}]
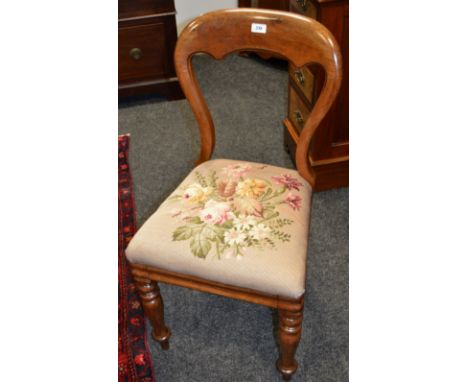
[
  {"left": 284, "top": 0, "right": 349, "bottom": 191},
  {"left": 118, "top": 0, "right": 184, "bottom": 99}
]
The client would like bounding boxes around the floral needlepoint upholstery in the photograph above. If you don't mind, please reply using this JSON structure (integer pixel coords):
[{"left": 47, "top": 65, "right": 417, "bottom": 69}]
[{"left": 126, "top": 159, "right": 312, "bottom": 299}]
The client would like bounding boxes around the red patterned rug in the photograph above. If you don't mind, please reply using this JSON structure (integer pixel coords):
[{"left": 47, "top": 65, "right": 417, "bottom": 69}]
[{"left": 118, "top": 134, "right": 155, "bottom": 382}]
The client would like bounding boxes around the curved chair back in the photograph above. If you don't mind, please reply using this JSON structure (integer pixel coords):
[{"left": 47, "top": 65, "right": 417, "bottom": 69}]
[{"left": 174, "top": 8, "right": 342, "bottom": 187}]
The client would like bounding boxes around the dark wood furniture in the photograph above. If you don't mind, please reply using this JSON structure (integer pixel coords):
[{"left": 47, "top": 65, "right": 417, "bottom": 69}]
[
  {"left": 239, "top": 0, "right": 290, "bottom": 11},
  {"left": 284, "top": 0, "right": 349, "bottom": 191},
  {"left": 128, "top": 9, "right": 342, "bottom": 381},
  {"left": 118, "top": 0, "right": 184, "bottom": 99}
]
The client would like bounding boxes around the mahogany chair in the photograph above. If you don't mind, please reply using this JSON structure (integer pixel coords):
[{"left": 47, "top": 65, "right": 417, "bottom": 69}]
[{"left": 126, "top": 8, "right": 342, "bottom": 380}]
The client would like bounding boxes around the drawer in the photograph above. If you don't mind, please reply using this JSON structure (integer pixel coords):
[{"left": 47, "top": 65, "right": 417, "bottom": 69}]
[
  {"left": 288, "top": 85, "right": 311, "bottom": 133},
  {"left": 119, "top": 0, "right": 174, "bottom": 19},
  {"left": 118, "top": 20, "right": 173, "bottom": 83},
  {"left": 289, "top": 63, "right": 315, "bottom": 104},
  {"left": 289, "top": 0, "right": 317, "bottom": 19}
]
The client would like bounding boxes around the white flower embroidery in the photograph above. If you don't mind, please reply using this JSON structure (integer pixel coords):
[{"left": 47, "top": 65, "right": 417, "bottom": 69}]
[
  {"left": 224, "top": 228, "right": 247, "bottom": 246},
  {"left": 250, "top": 224, "right": 271, "bottom": 240},
  {"left": 233, "top": 214, "right": 257, "bottom": 231}
]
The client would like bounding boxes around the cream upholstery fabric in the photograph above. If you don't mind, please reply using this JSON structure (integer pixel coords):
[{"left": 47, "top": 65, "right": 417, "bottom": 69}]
[{"left": 126, "top": 159, "right": 312, "bottom": 299}]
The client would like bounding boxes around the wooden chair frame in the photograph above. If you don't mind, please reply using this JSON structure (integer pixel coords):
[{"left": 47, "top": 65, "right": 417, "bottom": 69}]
[{"left": 130, "top": 8, "right": 342, "bottom": 381}]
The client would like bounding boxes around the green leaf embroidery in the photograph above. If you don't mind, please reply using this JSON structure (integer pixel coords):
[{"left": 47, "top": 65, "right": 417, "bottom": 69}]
[
  {"left": 195, "top": 171, "right": 208, "bottom": 187},
  {"left": 167, "top": 194, "right": 183, "bottom": 201},
  {"left": 201, "top": 224, "right": 225, "bottom": 241},
  {"left": 190, "top": 234, "right": 212, "bottom": 258},
  {"left": 268, "top": 218, "right": 293, "bottom": 229},
  {"left": 264, "top": 237, "right": 276, "bottom": 248},
  {"left": 261, "top": 186, "right": 287, "bottom": 202},
  {"left": 215, "top": 241, "right": 221, "bottom": 259},
  {"left": 222, "top": 220, "right": 234, "bottom": 229},
  {"left": 172, "top": 225, "right": 192, "bottom": 241},
  {"left": 208, "top": 170, "right": 218, "bottom": 188},
  {"left": 259, "top": 211, "right": 280, "bottom": 224},
  {"left": 187, "top": 216, "right": 203, "bottom": 224},
  {"left": 259, "top": 187, "right": 272, "bottom": 201},
  {"left": 272, "top": 230, "right": 291, "bottom": 242},
  {"left": 172, "top": 217, "right": 205, "bottom": 242}
]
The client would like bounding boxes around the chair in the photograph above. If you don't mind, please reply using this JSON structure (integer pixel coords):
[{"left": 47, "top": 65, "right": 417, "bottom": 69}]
[{"left": 125, "top": 8, "right": 342, "bottom": 380}]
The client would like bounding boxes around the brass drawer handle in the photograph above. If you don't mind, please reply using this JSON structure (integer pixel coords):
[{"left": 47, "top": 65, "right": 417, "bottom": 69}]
[
  {"left": 130, "top": 48, "right": 142, "bottom": 60},
  {"left": 294, "top": 70, "right": 305, "bottom": 85},
  {"left": 294, "top": 110, "right": 304, "bottom": 126},
  {"left": 296, "top": 0, "right": 309, "bottom": 11}
]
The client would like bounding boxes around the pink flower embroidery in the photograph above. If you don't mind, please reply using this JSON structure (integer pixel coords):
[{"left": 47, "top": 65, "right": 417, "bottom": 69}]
[
  {"left": 285, "top": 193, "right": 302, "bottom": 211},
  {"left": 217, "top": 180, "right": 237, "bottom": 197},
  {"left": 199, "top": 200, "right": 232, "bottom": 225},
  {"left": 271, "top": 174, "right": 303, "bottom": 191},
  {"left": 222, "top": 164, "right": 252, "bottom": 180}
]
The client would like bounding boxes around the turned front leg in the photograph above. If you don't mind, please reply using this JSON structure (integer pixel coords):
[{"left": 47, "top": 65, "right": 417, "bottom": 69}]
[
  {"left": 133, "top": 276, "right": 171, "bottom": 350},
  {"left": 276, "top": 307, "right": 303, "bottom": 380}
]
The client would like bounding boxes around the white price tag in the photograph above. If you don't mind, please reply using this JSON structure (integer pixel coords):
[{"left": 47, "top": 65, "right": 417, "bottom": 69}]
[{"left": 251, "top": 23, "right": 267, "bottom": 34}]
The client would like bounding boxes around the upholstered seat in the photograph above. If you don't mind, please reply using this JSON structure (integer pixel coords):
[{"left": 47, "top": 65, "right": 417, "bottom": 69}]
[{"left": 126, "top": 159, "right": 312, "bottom": 298}]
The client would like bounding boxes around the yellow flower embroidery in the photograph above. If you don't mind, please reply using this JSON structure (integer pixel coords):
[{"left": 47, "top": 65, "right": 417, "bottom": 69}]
[
  {"left": 182, "top": 183, "right": 213, "bottom": 204},
  {"left": 235, "top": 178, "right": 267, "bottom": 198}
]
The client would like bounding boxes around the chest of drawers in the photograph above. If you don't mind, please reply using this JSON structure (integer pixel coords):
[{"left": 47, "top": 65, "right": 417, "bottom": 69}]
[
  {"left": 284, "top": 0, "right": 349, "bottom": 191},
  {"left": 118, "top": 0, "right": 184, "bottom": 99}
]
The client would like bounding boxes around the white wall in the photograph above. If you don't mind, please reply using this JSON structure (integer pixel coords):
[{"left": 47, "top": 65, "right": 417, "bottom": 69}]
[{"left": 174, "top": 0, "right": 238, "bottom": 34}]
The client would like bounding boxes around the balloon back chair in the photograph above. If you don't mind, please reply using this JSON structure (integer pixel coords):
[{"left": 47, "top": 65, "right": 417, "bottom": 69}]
[{"left": 126, "top": 8, "right": 342, "bottom": 381}]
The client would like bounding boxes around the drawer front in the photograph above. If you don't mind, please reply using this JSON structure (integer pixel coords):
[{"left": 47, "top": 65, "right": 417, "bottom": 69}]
[
  {"left": 288, "top": 85, "right": 311, "bottom": 133},
  {"left": 119, "top": 20, "right": 172, "bottom": 83},
  {"left": 289, "top": 64, "right": 315, "bottom": 104},
  {"left": 119, "top": 0, "right": 174, "bottom": 19}
]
